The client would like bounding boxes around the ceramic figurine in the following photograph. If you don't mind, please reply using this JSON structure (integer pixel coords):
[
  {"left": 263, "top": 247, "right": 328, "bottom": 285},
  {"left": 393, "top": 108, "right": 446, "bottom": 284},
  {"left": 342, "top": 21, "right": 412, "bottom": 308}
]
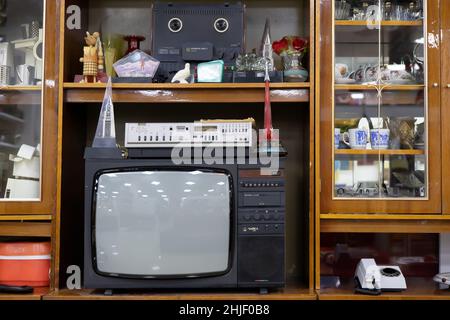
[
  {"left": 171, "top": 63, "right": 191, "bottom": 83},
  {"left": 79, "top": 31, "right": 103, "bottom": 83}
]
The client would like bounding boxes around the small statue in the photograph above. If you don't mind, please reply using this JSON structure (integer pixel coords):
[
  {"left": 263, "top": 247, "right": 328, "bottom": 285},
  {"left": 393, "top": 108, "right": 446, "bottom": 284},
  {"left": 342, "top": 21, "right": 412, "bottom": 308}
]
[
  {"left": 171, "top": 63, "right": 191, "bottom": 83},
  {"left": 79, "top": 31, "right": 104, "bottom": 83}
]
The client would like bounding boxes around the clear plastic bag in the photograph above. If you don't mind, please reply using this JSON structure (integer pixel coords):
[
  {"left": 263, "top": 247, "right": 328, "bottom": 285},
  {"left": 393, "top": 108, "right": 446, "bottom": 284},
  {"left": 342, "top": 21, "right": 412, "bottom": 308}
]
[{"left": 113, "top": 49, "right": 160, "bottom": 78}]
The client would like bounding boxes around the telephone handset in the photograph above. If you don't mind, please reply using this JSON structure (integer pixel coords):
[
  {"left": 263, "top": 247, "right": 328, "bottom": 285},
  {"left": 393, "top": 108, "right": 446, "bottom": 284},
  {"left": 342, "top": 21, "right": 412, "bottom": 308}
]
[{"left": 355, "top": 259, "right": 407, "bottom": 295}]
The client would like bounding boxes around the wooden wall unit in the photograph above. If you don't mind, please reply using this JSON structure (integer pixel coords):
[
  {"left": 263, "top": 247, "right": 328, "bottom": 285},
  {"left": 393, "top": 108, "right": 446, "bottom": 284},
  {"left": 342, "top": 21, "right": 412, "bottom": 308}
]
[
  {"left": 51, "top": 0, "right": 317, "bottom": 300},
  {"left": 3, "top": 0, "right": 450, "bottom": 302}
]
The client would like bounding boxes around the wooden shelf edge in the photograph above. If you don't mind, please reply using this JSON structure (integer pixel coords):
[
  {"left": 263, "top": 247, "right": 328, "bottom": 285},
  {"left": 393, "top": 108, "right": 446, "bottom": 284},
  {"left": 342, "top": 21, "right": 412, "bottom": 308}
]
[
  {"left": 335, "top": 149, "right": 425, "bottom": 156},
  {"left": 318, "top": 292, "right": 450, "bottom": 300},
  {"left": 0, "top": 287, "right": 49, "bottom": 300},
  {"left": 321, "top": 214, "right": 450, "bottom": 220},
  {"left": 0, "top": 215, "right": 52, "bottom": 221},
  {"left": 0, "top": 85, "right": 41, "bottom": 91},
  {"left": 0, "top": 221, "right": 52, "bottom": 237},
  {"left": 44, "top": 288, "right": 316, "bottom": 301},
  {"left": 335, "top": 20, "right": 423, "bottom": 27},
  {"left": 64, "top": 87, "right": 311, "bottom": 104},
  {"left": 320, "top": 219, "right": 450, "bottom": 233},
  {"left": 63, "top": 82, "right": 311, "bottom": 90},
  {"left": 318, "top": 278, "right": 450, "bottom": 300}
]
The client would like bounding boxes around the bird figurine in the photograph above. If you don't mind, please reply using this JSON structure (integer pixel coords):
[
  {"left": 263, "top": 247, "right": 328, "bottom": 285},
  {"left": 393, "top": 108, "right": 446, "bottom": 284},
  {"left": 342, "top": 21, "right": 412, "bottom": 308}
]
[{"left": 171, "top": 63, "right": 191, "bottom": 83}]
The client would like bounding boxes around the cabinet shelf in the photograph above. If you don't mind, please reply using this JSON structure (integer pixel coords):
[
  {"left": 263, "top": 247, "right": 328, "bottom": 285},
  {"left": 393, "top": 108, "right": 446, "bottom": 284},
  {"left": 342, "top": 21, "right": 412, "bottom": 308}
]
[
  {"left": 0, "top": 222, "right": 52, "bottom": 237},
  {"left": 63, "top": 82, "right": 311, "bottom": 104},
  {"left": 335, "top": 149, "right": 425, "bottom": 156},
  {"left": 0, "top": 287, "right": 49, "bottom": 301},
  {"left": 319, "top": 278, "right": 450, "bottom": 300},
  {"left": 335, "top": 84, "right": 425, "bottom": 91},
  {"left": 0, "top": 85, "right": 41, "bottom": 91},
  {"left": 335, "top": 20, "right": 423, "bottom": 27},
  {"left": 0, "top": 215, "right": 52, "bottom": 221},
  {"left": 320, "top": 218, "right": 450, "bottom": 233},
  {"left": 44, "top": 287, "right": 316, "bottom": 300}
]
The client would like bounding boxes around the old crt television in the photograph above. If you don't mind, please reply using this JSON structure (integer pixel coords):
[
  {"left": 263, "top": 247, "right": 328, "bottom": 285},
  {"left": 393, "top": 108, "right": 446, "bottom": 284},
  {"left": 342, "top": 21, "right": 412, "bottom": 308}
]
[{"left": 83, "top": 148, "right": 286, "bottom": 291}]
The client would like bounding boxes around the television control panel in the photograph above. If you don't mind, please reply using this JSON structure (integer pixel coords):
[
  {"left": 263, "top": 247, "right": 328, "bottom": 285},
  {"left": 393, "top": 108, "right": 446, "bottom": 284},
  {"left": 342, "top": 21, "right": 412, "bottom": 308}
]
[
  {"left": 239, "top": 209, "right": 285, "bottom": 223},
  {"left": 125, "top": 121, "right": 254, "bottom": 148},
  {"left": 238, "top": 168, "right": 286, "bottom": 235}
]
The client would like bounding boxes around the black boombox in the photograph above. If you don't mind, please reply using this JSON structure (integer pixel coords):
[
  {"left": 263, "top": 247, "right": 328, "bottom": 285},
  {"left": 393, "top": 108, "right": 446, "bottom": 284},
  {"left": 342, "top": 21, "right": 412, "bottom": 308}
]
[{"left": 152, "top": 2, "right": 245, "bottom": 81}]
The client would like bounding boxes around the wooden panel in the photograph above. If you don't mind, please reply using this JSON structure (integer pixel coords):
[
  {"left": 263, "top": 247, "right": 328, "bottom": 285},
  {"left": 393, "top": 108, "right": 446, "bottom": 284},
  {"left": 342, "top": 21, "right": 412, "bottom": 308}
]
[
  {"left": 0, "top": 86, "right": 41, "bottom": 91},
  {"left": 63, "top": 82, "right": 311, "bottom": 89},
  {"left": 0, "top": 287, "right": 49, "bottom": 301},
  {"left": 308, "top": 0, "right": 316, "bottom": 292},
  {"left": 319, "top": 0, "right": 442, "bottom": 215},
  {"left": 442, "top": 1, "right": 450, "bottom": 213},
  {"left": 0, "top": 0, "right": 60, "bottom": 215},
  {"left": 0, "top": 222, "right": 52, "bottom": 237},
  {"left": 320, "top": 219, "right": 450, "bottom": 233},
  {"left": 64, "top": 87, "right": 311, "bottom": 104},
  {"left": 0, "top": 90, "right": 41, "bottom": 105},
  {"left": 0, "top": 215, "right": 52, "bottom": 221},
  {"left": 44, "top": 288, "right": 316, "bottom": 301}
]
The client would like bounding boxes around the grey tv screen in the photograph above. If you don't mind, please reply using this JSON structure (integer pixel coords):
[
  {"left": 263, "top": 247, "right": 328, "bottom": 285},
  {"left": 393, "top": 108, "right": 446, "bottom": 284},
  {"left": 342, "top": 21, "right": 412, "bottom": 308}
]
[{"left": 93, "top": 170, "right": 231, "bottom": 277}]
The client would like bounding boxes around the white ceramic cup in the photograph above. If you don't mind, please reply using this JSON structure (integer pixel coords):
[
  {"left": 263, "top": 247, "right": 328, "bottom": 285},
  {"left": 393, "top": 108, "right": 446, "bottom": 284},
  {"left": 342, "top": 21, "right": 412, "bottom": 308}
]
[
  {"left": 370, "top": 129, "right": 390, "bottom": 150},
  {"left": 343, "top": 128, "right": 367, "bottom": 149}
]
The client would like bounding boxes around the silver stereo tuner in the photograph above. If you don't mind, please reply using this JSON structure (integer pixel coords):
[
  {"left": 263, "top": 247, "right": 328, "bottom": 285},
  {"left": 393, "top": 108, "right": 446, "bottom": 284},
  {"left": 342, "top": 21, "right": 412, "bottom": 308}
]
[{"left": 125, "top": 119, "right": 255, "bottom": 148}]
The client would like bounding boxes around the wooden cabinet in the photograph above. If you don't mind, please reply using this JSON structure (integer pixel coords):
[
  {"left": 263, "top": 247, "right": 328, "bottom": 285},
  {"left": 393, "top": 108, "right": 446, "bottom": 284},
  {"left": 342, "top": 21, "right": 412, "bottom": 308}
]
[
  {"left": 0, "top": 0, "right": 59, "bottom": 216},
  {"left": 51, "top": 0, "right": 316, "bottom": 300},
  {"left": 319, "top": 0, "right": 441, "bottom": 215},
  {"left": 315, "top": 0, "right": 450, "bottom": 300},
  {"left": 441, "top": 3, "right": 450, "bottom": 214},
  {"left": 0, "top": 0, "right": 59, "bottom": 301}
]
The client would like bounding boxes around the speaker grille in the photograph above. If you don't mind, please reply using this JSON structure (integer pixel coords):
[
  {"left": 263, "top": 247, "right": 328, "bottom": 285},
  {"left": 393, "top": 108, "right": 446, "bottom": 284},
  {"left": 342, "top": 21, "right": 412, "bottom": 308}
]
[{"left": 238, "top": 235, "right": 284, "bottom": 285}]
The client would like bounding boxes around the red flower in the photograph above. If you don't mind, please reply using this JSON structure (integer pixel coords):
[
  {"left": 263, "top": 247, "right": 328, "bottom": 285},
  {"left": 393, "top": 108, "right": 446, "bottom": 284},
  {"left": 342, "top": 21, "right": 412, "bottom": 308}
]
[
  {"left": 272, "top": 38, "right": 289, "bottom": 55},
  {"left": 292, "top": 37, "right": 307, "bottom": 51}
]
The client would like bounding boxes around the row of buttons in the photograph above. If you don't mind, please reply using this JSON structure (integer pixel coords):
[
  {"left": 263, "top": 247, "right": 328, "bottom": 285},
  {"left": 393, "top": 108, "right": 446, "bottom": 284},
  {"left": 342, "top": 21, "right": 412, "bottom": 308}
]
[
  {"left": 137, "top": 135, "right": 249, "bottom": 143},
  {"left": 241, "top": 212, "right": 284, "bottom": 222},
  {"left": 137, "top": 136, "right": 171, "bottom": 142},
  {"left": 240, "top": 182, "right": 283, "bottom": 188}
]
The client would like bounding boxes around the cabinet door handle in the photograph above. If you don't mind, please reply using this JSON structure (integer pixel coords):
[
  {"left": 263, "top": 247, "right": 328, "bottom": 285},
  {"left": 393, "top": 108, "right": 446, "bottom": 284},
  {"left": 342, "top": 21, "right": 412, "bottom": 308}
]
[
  {"left": 432, "top": 83, "right": 439, "bottom": 88},
  {"left": 447, "top": 84, "right": 450, "bottom": 88}
]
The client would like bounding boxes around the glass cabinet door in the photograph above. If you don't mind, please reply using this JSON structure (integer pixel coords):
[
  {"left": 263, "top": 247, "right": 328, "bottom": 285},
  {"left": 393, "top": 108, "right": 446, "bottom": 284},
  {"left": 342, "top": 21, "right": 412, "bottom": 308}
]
[
  {"left": 321, "top": 0, "right": 441, "bottom": 214},
  {"left": 0, "top": 0, "right": 45, "bottom": 201}
]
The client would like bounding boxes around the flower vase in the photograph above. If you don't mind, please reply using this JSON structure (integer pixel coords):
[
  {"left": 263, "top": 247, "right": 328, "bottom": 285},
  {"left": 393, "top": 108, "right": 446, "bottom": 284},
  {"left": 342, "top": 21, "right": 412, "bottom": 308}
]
[{"left": 282, "top": 52, "right": 308, "bottom": 82}]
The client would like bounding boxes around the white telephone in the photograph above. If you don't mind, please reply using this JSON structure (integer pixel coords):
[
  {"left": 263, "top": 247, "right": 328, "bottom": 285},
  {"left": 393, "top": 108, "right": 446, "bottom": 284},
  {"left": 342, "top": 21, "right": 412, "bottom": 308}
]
[{"left": 355, "top": 258, "right": 407, "bottom": 295}]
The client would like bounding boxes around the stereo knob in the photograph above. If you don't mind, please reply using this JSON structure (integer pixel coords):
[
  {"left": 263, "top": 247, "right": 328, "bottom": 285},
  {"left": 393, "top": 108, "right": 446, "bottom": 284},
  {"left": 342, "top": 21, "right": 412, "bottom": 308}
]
[
  {"left": 263, "top": 213, "right": 270, "bottom": 220},
  {"left": 244, "top": 214, "right": 251, "bottom": 221},
  {"left": 254, "top": 213, "right": 261, "bottom": 221}
]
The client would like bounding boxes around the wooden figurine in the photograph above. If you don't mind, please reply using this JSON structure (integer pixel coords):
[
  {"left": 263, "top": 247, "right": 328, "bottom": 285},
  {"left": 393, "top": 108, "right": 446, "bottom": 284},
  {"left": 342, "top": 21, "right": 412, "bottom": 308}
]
[{"left": 79, "top": 31, "right": 104, "bottom": 83}]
